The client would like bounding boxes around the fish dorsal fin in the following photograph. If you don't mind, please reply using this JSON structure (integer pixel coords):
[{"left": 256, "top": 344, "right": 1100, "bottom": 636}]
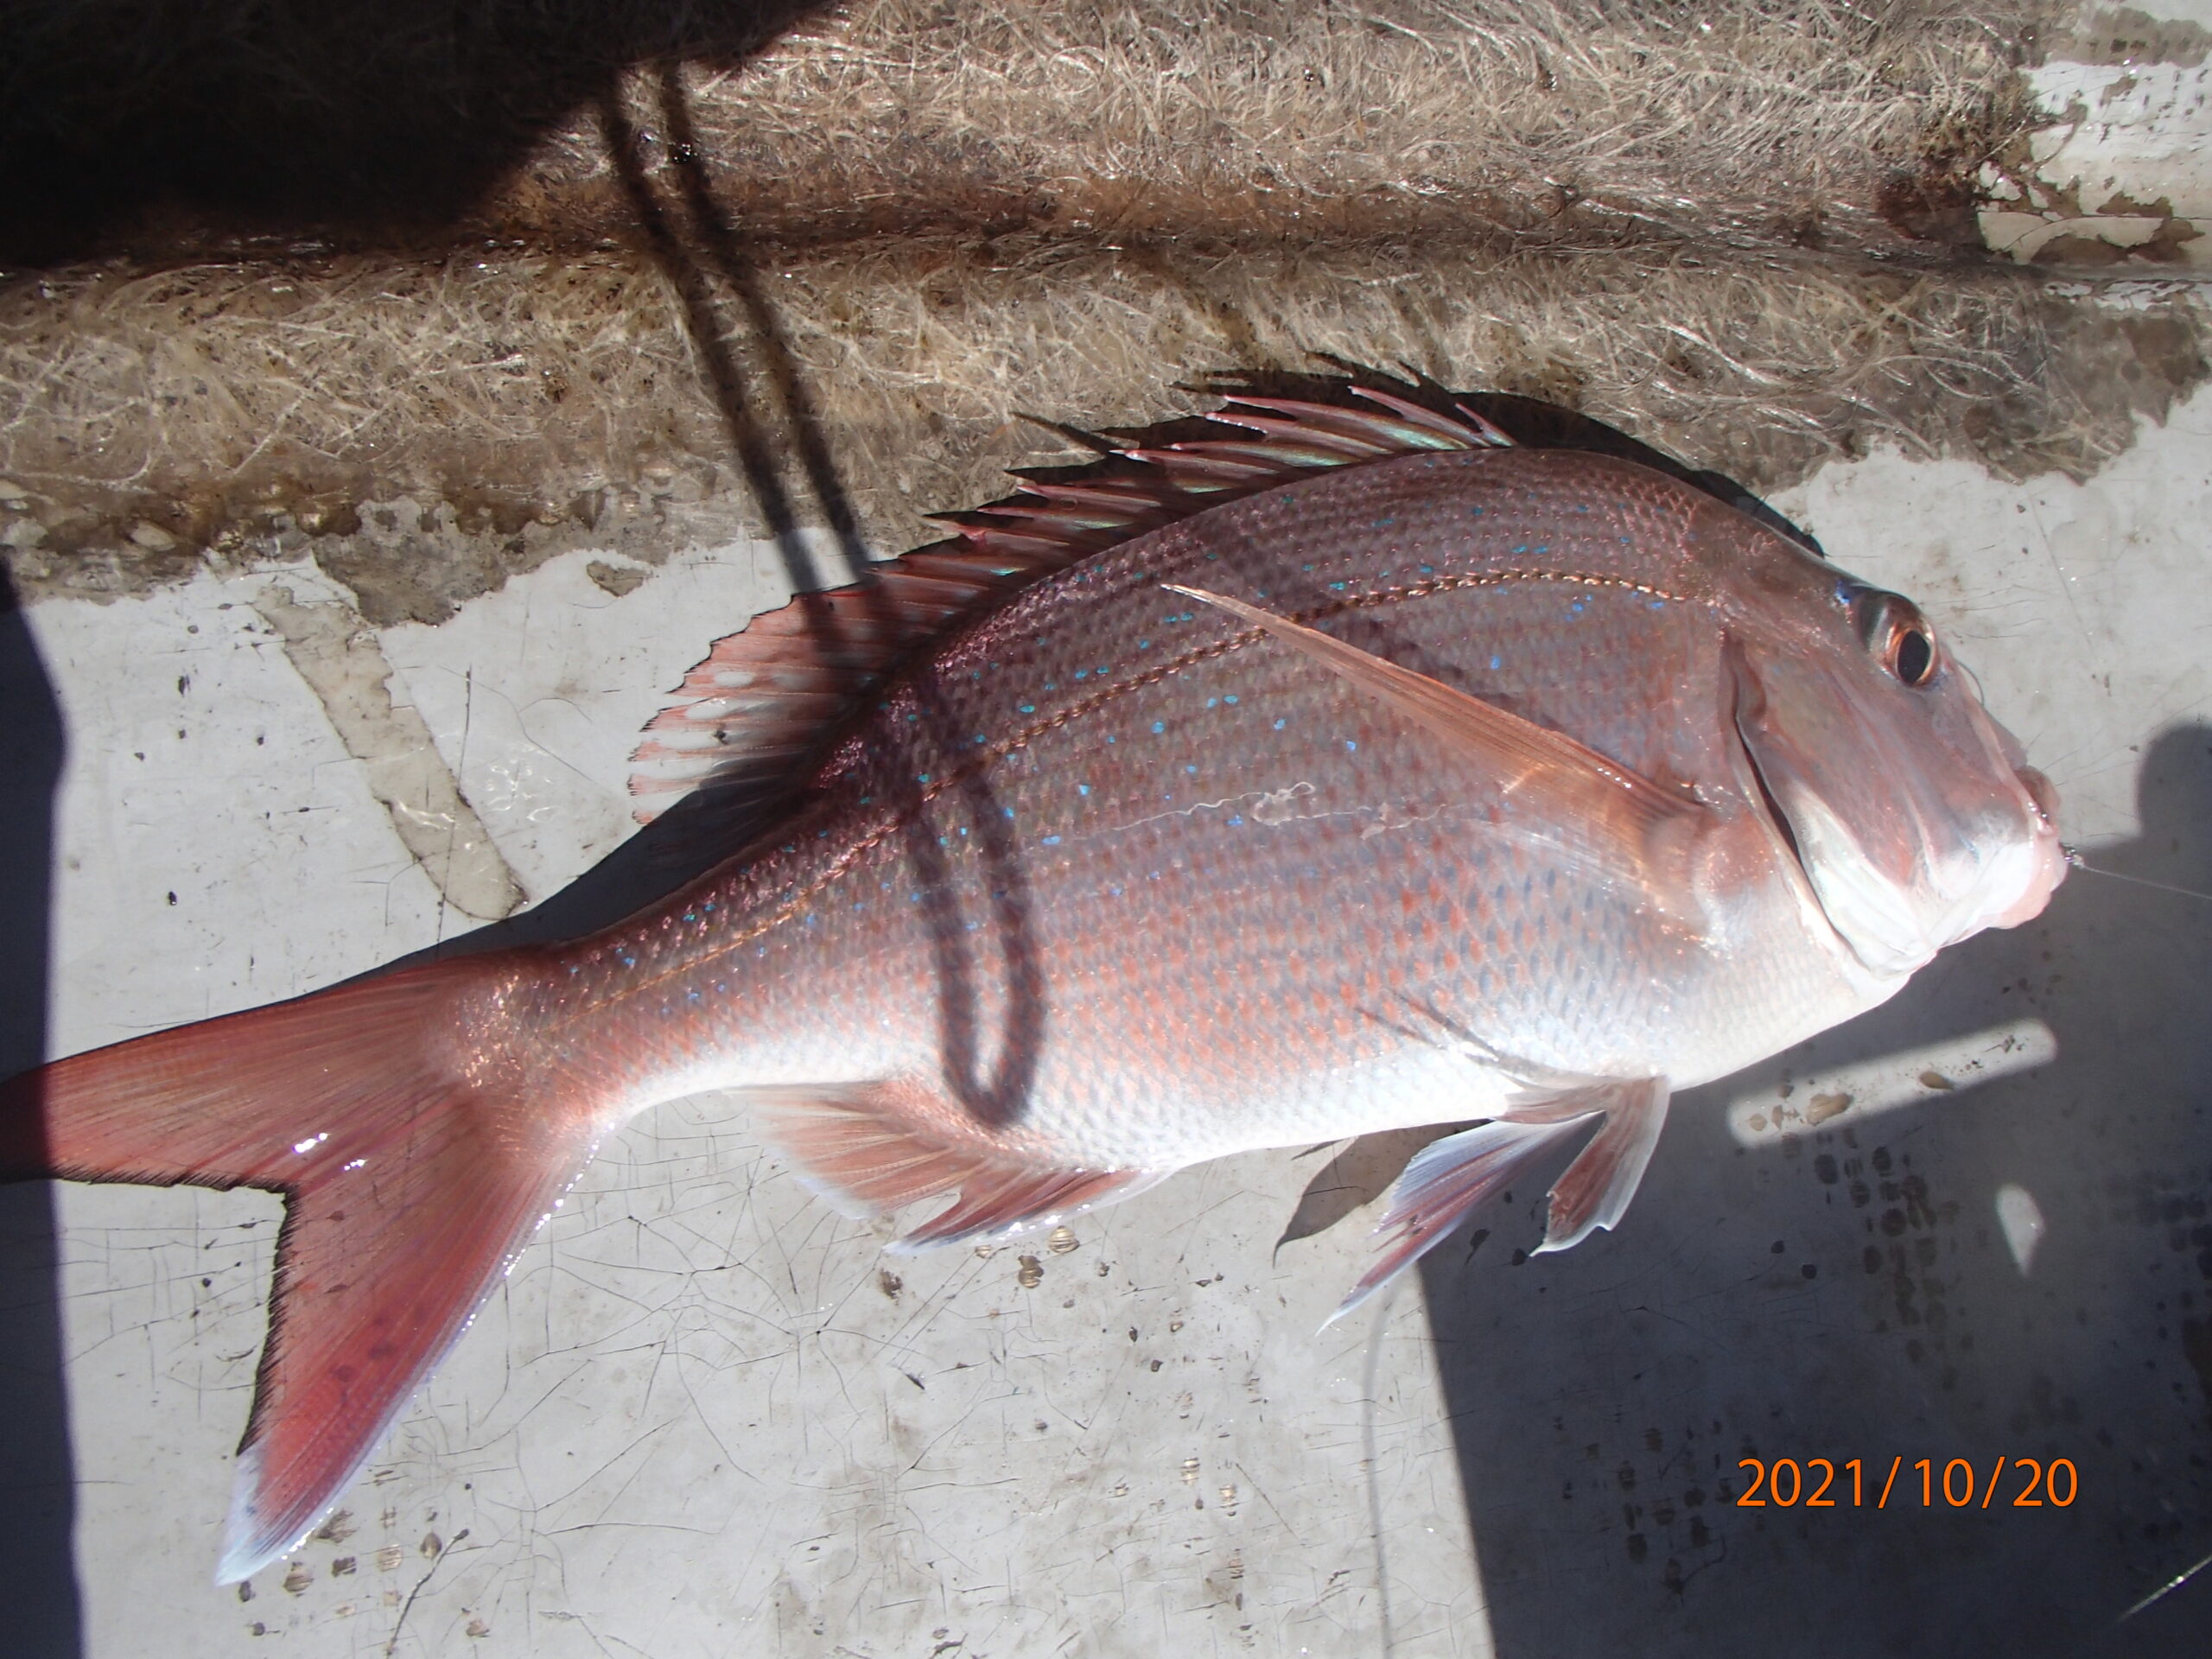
[
  {"left": 1165, "top": 583, "right": 1711, "bottom": 918},
  {"left": 627, "top": 548, "right": 1047, "bottom": 829},
  {"left": 627, "top": 391, "right": 1511, "bottom": 827}
]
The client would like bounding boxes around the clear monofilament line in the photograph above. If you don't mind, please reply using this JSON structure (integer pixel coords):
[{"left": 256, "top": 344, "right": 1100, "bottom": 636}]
[{"left": 2062, "top": 846, "right": 2212, "bottom": 905}]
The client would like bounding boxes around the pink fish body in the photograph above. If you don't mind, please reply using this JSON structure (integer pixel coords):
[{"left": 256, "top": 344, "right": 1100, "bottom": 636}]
[{"left": 0, "top": 393, "right": 2063, "bottom": 1581}]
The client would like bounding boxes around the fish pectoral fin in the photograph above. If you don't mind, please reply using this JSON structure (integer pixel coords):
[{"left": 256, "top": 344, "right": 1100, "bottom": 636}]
[
  {"left": 1166, "top": 583, "right": 1711, "bottom": 915},
  {"left": 1327, "top": 1116, "right": 1592, "bottom": 1325},
  {"left": 1528, "top": 1074, "right": 1672, "bottom": 1254},
  {"left": 752, "top": 1082, "right": 1164, "bottom": 1251}
]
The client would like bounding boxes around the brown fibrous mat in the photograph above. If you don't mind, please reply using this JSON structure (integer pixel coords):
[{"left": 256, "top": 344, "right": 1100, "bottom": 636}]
[{"left": 1, "top": 0, "right": 2204, "bottom": 622}]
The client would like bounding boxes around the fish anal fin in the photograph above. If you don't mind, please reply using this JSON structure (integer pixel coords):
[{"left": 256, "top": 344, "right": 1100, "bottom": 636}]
[
  {"left": 1532, "top": 1075, "right": 1671, "bottom": 1254},
  {"left": 753, "top": 1082, "right": 1162, "bottom": 1253},
  {"left": 1328, "top": 1116, "right": 1591, "bottom": 1323},
  {"left": 1166, "top": 583, "right": 1711, "bottom": 918}
]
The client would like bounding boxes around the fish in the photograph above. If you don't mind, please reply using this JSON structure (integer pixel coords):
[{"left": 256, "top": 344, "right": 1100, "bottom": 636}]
[{"left": 0, "top": 388, "right": 2064, "bottom": 1583}]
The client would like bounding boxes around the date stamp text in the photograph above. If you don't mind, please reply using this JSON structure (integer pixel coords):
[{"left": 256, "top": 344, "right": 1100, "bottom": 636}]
[{"left": 1735, "top": 1456, "right": 2078, "bottom": 1509}]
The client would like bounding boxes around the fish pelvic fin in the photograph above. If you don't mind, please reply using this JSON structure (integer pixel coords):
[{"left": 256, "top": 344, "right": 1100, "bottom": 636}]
[
  {"left": 1328, "top": 1074, "right": 1673, "bottom": 1322},
  {"left": 1166, "top": 583, "right": 1713, "bottom": 920},
  {"left": 1326, "top": 1117, "right": 1591, "bottom": 1325},
  {"left": 1525, "top": 1075, "right": 1672, "bottom": 1252},
  {"left": 752, "top": 1081, "right": 1164, "bottom": 1252},
  {"left": 0, "top": 952, "right": 603, "bottom": 1584}
]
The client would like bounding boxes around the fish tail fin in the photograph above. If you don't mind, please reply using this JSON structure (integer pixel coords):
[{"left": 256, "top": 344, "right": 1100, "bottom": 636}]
[{"left": 0, "top": 951, "right": 602, "bottom": 1583}]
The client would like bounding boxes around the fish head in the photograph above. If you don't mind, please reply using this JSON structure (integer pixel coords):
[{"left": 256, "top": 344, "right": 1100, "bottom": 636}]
[{"left": 1728, "top": 562, "right": 2064, "bottom": 978}]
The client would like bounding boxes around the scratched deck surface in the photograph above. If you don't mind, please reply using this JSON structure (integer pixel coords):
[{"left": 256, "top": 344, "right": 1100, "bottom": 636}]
[{"left": 0, "top": 380, "right": 2204, "bottom": 1657}]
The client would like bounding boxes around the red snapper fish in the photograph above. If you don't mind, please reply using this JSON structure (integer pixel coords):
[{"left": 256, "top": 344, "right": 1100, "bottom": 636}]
[{"left": 0, "top": 391, "right": 2063, "bottom": 1582}]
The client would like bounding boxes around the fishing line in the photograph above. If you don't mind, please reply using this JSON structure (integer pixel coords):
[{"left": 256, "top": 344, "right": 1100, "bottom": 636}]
[
  {"left": 1362, "top": 1280, "right": 1402, "bottom": 1656},
  {"left": 2062, "top": 847, "right": 2212, "bottom": 904},
  {"left": 2118, "top": 1544, "right": 2212, "bottom": 1623}
]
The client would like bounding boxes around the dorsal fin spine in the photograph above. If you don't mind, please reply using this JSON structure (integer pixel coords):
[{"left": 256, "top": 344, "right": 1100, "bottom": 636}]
[{"left": 627, "top": 391, "right": 1514, "bottom": 824}]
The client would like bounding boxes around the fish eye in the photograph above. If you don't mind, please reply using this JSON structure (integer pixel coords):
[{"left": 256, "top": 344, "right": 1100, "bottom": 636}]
[
  {"left": 1851, "top": 590, "right": 1940, "bottom": 689},
  {"left": 1889, "top": 622, "right": 1936, "bottom": 687}
]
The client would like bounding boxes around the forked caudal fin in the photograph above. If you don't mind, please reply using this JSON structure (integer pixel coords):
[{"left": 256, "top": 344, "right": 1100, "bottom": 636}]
[{"left": 0, "top": 952, "right": 601, "bottom": 1583}]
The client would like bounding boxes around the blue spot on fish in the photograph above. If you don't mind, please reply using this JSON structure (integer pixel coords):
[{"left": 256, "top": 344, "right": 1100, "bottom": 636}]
[
  {"left": 1042, "top": 835, "right": 1062, "bottom": 846},
  {"left": 1224, "top": 695, "right": 1237, "bottom": 705},
  {"left": 1274, "top": 717, "right": 1286, "bottom": 730},
  {"left": 1490, "top": 653, "right": 1503, "bottom": 671},
  {"left": 1020, "top": 703, "right": 1035, "bottom": 714},
  {"left": 1077, "top": 783, "right": 1090, "bottom": 796},
  {"left": 1153, "top": 721, "right": 1166, "bottom": 734},
  {"left": 1346, "top": 740, "right": 1358, "bottom": 752}
]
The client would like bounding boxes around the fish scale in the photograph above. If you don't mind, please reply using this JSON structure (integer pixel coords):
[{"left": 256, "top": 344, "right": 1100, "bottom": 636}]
[
  {"left": 537, "top": 451, "right": 1894, "bottom": 1163},
  {"left": 0, "top": 398, "right": 2063, "bottom": 1581}
]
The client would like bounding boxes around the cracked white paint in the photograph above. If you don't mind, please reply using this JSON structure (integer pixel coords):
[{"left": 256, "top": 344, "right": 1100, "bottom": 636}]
[
  {"left": 1984, "top": 3, "right": 2212, "bottom": 265},
  {"left": 254, "top": 583, "right": 523, "bottom": 923}
]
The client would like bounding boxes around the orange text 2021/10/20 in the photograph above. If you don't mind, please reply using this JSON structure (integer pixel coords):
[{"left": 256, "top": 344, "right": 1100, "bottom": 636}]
[{"left": 1733, "top": 1456, "right": 2080, "bottom": 1510}]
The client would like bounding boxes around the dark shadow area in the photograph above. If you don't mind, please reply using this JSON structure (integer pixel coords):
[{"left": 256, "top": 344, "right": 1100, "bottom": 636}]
[
  {"left": 0, "top": 569, "right": 83, "bottom": 1655},
  {"left": 1421, "top": 724, "right": 2212, "bottom": 1656},
  {"left": 0, "top": 0, "right": 830, "bottom": 265},
  {"left": 376, "top": 65, "right": 1049, "bottom": 1120}
]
